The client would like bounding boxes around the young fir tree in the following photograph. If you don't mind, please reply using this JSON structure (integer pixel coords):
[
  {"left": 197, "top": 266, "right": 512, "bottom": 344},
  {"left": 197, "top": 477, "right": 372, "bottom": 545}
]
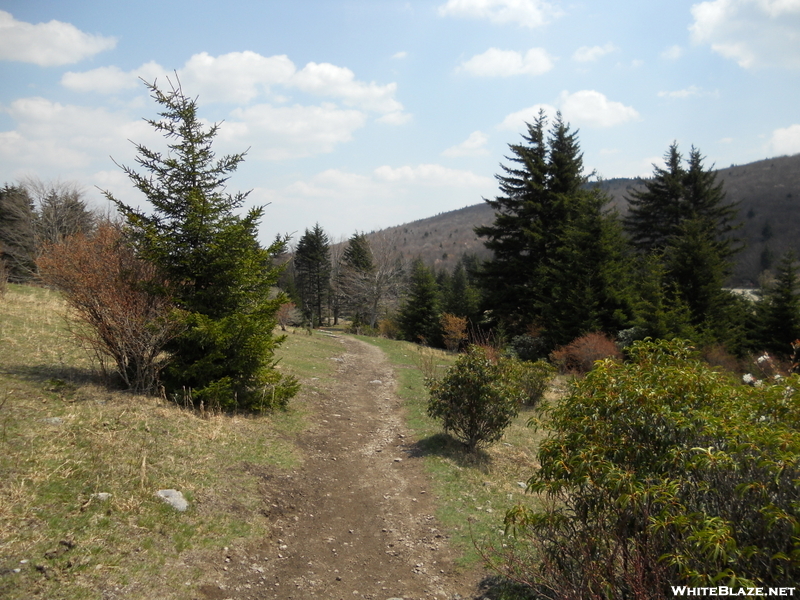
[
  {"left": 294, "top": 223, "right": 332, "bottom": 327},
  {"left": 398, "top": 258, "right": 442, "bottom": 346},
  {"left": 476, "top": 111, "right": 632, "bottom": 348},
  {"left": 755, "top": 252, "right": 800, "bottom": 357},
  {"left": 106, "top": 78, "right": 297, "bottom": 410}
]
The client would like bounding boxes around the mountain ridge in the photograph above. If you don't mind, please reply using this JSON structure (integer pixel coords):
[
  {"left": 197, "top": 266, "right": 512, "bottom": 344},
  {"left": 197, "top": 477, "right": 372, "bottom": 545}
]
[{"left": 360, "top": 153, "right": 800, "bottom": 287}]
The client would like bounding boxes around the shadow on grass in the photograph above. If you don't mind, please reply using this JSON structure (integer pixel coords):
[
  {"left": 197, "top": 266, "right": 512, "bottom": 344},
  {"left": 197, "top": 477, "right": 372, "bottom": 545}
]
[
  {"left": 0, "top": 362, "right": 104, "bottom": 395},
  {"left": 409, "top": 431, "right": 494, "bottom": 470}
]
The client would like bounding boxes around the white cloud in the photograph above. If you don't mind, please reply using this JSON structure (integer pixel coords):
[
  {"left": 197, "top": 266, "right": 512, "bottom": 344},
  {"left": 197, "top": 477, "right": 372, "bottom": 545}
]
[
  {"left": 459, "top": 47, "right": 554, "bottom": 76},
  {"left": 62, "top": 51, "right": 409, "bottom": 121},
  {"left": 573, "top": 43, "right": 617, "bottom": 62},
  {"left": 498, "top": 103, "right": 557, "bottom": 130},
  {"left": 263, "top": 165, "right": 496, "bottom": 239},
  {"left": 768, "top": 124, "right": 800, "bottom": 155},
  {"left": 438, "top": 0, "right": 561, "bottom": 28},
  {"left": 498, "top": 91, "right": 638, "bottom": 130},
  {"left": 61, "top": 62, "right": 166, "bottom": 94},
  {"left": 658, "top": 85, "right": 706, "bottom": 98},
  {"left": 374, "top": 163, "right": 493, "bottom": 187},
  {"left": 0, "top": 97, "right": 153, "bottom": 173},
  {"left": 0, "top": 10, "right": 116, "bottom": 66},
  {"left": 661, "top": 45, "right": 683, "bottom": 60},
  {"left": 442, "top": 131, "right": 490, "bottom": 156},
  {"left": 690, "top": 0, "right": 800, "bottom": 68},
  {"left": 285, "top": 169, "right": 379, "bottom": 199},
  {"left": 179, "top": 52, "right": 296, "bottom": 103},
  {"left": 292, "top": 62, "right": 404, "bottom": 114},
  {"left": 377, "top": 111, "right": 413, "bottom": 125},
  {"left": 392, "top": 51, "right": 408, "bottom": 59},
  {"left": 558, "top": 90, "right": 639, "bottom": 128},
  {"left": 226, "top": 103, "right": 367, "bottom": 159}
]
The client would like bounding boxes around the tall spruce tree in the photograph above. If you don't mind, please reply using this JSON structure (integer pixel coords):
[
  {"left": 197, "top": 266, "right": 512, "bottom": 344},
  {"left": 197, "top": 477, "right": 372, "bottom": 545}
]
[
  {"left": 106, "top": 78, "right": 297, "bottom": 410},
  {"left": 398, "top": 258, "right": 442, "bottom": 346},
  {"left": 624, "top": 143, "right": 741, "bottom": 345},
  {"left": 476, "top": 112, "right": 632, "bottom": 348},
  {"left": 475, "top": 111, "right": 548, "bottom": 329},
  {"left": 294, "top": 224, "right": 332, "bottom": 327}
]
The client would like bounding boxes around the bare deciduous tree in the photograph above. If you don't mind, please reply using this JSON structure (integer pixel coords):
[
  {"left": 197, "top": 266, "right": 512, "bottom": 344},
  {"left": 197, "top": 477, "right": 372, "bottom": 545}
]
[
  {"left": 339, "top": 230, "right": 406, "bottom": 330},
  {"left": 23, "top": 177, "right": 96, "bottom": 247}
]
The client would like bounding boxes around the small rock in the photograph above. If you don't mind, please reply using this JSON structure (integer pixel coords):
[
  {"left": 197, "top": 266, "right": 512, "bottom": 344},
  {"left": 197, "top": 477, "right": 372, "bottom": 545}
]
[
  {"left": 393, "top": 458, "right": 402, "bottom": 462},
  {"left": 92, "top": 492, "right": 112, "bottom": 501},
  {"left": 368, "top": 380, "right": 383, "bottom": 385},
  {"left": 156, "top": 489, "right": 188, "bottom": 511},
  {"left": 517, "top": 481, "right": 527, "bottom": 488},
  {"left": 40, "top": 417, "right": 63, "bottom": 425}
]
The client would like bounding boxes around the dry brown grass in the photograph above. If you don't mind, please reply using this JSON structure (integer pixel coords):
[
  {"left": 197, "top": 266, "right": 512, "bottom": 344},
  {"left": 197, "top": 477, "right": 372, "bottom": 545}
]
[{"left": 0, "top": 284, "right": 343, "bottom": 600}]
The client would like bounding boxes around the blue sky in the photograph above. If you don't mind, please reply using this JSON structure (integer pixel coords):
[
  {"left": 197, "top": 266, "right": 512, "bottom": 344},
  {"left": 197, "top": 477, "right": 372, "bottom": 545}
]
[{"left": 1, "top": 0, "right": 799, "bottom": 244}]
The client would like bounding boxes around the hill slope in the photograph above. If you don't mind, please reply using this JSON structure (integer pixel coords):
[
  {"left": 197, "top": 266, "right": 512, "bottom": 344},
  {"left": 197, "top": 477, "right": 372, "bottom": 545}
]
[{"left": 366, "top": 154, "right": 800, "bottom": 286}]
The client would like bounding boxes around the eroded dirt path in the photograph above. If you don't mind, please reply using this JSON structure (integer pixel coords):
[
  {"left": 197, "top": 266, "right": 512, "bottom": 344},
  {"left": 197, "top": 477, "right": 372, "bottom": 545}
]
[{"left": 198, "top": 335, "right": 486, "bottom": 600}]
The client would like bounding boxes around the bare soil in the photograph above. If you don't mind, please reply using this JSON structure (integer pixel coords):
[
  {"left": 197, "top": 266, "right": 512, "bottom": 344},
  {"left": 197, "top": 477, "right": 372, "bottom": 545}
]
[{"left": 195, "top": 335, "right": 489, "bottom": 600}]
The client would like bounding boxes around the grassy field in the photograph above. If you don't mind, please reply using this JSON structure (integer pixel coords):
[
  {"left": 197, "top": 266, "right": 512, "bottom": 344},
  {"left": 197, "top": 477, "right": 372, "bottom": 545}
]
[
  {"left": 0, "top": 284, "right": 550, "bottom": 598},
  {"left": 357, "top": 336, "right": 551, "bottom": 569},
  {"left": 0, "top": 284, "right": 343, "bottom": 599}
]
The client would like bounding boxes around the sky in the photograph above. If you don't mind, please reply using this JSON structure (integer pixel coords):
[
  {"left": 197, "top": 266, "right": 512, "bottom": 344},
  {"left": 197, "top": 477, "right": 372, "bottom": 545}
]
[{"left": 1, "top": 0, "right": 799, "bottom": 245}]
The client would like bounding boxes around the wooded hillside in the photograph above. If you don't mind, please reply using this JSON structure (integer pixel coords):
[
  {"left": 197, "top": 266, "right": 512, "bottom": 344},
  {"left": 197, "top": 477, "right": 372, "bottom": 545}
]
[{"left": 364, "top": 154, "right": 800, "bottom": 286}]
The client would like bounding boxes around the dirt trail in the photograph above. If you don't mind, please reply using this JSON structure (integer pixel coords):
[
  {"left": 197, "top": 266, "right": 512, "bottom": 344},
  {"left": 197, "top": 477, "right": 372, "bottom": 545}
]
[{"left": 197, "top": 335, "right": 487, "bottom": 600}]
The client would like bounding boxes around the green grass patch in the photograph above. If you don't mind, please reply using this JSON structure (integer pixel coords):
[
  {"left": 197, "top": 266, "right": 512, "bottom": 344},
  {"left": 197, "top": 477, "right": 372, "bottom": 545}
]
[
  {"left": 357, "top": 336, "right": 550, "bottom": 570},
  {"left": 0, "top": 285, "right": 343, "bottom": 600}
]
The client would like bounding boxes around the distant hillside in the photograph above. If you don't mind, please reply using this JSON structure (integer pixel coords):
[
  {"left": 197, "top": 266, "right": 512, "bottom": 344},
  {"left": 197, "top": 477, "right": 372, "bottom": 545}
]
[{"left": 363, "top": 154, "right": 800, "bottom": 286}]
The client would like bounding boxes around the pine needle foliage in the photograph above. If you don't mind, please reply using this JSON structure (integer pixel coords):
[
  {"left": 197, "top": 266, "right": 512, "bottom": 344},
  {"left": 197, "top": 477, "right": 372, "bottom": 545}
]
[{"left": 105, "top": 78, "right": 297, "bottom": 410}]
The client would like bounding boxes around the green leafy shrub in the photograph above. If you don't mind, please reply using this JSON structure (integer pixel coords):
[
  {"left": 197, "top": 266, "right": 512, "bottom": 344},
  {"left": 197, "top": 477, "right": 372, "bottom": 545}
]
[
  {"left": 502, "top": 358, "right": 555, "bottom": 407},
  {"left": 501, "top": 339, "right": 800, "bottom": 598},
  {"left": 426, "top": 345, "right": 524, "bottom": 452},
  {"left": 509, "top": 334, "right": 550, "bottom": 361}
]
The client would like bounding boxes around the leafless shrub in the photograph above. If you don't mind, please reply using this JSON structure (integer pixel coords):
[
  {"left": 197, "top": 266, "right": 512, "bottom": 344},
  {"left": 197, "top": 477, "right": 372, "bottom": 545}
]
[
  {"left": 550, "top": 332, "right": 622, "bottom": 374},
  {"left": 276, "top": 301, "right": 300, "bottom": 331},
  {"left": 37, "top": 222, "right": 180, "bottom": 394},
  {"left": 440, "top": 312, "right": 468, "bottom": 353}
]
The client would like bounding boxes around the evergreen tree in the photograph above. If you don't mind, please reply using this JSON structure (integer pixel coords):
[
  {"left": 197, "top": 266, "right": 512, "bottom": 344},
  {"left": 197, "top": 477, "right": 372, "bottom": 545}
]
[
  {"left": 441, "top": 261, "right": 480, "bottom": 323},
  {"left": 476, "top": 112, "right": 632, "bottom": 348},
  {"left": 398, "top": 258, "right": 442, "bottom": 346},
  {"left": 475, "top": 110, "right": 548, "bottom": 329},
  {"left": 624, "top": 143, "right": 741, "bottom": 345},
  {"left": 0, "top": 184, "right": 36, "bottom": 282},
  {"left": 624, "top": 143, "right": 686, "bottom": 253},
  {"left": 755, "top": 252, "right": 800, "bottom": 357},
  {"left": 294, "top": 223, "right": 331, "bottom": 327},
  {"left": 106, "top": 78, "right": 297, "bottom": 410}
]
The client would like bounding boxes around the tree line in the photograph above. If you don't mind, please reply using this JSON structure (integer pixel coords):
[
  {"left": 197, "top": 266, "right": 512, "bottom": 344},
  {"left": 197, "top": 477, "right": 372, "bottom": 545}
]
[
  {"left": 3, "top": 89, "right": 799, "bottom": 407},
  {"left": 283, "top": 112, "right": 798, "bottom": 362}
]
